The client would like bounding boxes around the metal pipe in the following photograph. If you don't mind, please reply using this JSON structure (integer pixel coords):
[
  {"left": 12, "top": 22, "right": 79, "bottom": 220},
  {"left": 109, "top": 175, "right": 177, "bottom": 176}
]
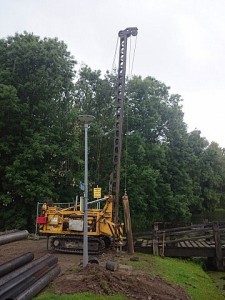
[
  {"left": 0, "top": 254, "right": 52, "bottom": 287},
  {"left": 0, "top": 229, "right": 17, "bottom": 236},
  {"left": 0, "top": 230, "right": 29, "bottom": 246},
  {"left": 78, "top": 114, "right": 95, "bottom": 268},
  {"left": 0, "top": 255, "right": 58, "bottom": 297},
  {"left": 88, "top": 197, "right": 108, "bottom": 206},
  {"left": 16, "top": 266, "right": 60, "bottom": 300},
  {"left": 35, "top": 202, "right": 39, "bottom": 237},
  {"left": 83, "top": 123, "right": 89, "bottom": 267},
  {"left": 2, "top": 265, "right": 60, "bottom": 299},
  {"left": 2, "top": 275, "right": 35, "bottom": 299},
  {"left": 0, "top": 252, "right": 34, "bottom": 277}
]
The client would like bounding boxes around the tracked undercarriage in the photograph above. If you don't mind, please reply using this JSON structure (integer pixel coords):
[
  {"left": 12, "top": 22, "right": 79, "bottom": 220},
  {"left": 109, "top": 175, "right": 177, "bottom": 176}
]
[{"left": 49, "top": 235, "right": 106, "bottom": 255}]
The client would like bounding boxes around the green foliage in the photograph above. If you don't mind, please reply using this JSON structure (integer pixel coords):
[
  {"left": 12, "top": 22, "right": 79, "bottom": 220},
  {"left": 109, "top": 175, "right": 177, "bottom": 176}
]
[
  {"left": 124, "top": 76, "right": 192, "bottom": 224},
  {"left": 123, "top": 75, "right": 225, "bottom": 226},
  {"left": 1, "top": 32, "right": 225, "bottom": 231},
  {"left": 0, "top": 32, "right": 80, "bottom": 230},
  {"left": 74, "top": 66, "right": 116, "bottom": 194}
]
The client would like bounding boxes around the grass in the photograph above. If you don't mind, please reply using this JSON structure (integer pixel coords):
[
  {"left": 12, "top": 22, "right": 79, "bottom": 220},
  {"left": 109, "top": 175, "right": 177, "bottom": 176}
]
[
  {"left": 207, "top": 271, "right": 225, "bottom": 297},
  {"left": 153, "top": 257, "right": 224, "bottom": 299},
  {"left": 36, "top": 253, "right": 225, "bottom": 300},
  {"left": 127, "top": 253, "right": 225, "bottom": 300}
]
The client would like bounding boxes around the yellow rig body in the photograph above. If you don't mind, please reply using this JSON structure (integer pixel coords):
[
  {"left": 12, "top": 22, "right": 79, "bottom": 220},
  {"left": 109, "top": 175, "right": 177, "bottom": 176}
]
[{"left": 37, "top": 196, "right": 123, "bottom": 254}]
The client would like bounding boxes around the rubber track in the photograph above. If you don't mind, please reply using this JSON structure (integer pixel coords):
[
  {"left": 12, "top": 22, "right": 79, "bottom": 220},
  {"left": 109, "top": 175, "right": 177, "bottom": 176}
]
[{"left": 50, "top": 236, "right": 103, "bottom": 255}]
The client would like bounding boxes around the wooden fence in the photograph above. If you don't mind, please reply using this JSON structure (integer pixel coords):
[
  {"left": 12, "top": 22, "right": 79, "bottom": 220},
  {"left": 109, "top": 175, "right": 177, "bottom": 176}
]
[{"left": 134, "top": 222, "right": 225, "bottom": 271}]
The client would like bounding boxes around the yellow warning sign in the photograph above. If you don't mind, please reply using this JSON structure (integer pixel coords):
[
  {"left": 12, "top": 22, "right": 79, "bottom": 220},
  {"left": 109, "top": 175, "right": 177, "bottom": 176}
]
[{"left": 94, "top": 187, "right": 101, "bottom": 199}]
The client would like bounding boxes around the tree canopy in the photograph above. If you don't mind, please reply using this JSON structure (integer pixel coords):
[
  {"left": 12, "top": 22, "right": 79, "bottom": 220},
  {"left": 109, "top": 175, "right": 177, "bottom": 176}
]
[
  {"left": 1, "top": 32, "right": 225, "bottom": 231},
  {"left": 0, "top": 33, "right": 80, "bottom": 229}
]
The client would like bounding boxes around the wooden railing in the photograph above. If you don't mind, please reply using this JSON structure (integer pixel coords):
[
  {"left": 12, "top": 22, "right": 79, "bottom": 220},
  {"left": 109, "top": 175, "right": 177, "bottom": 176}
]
[{"left": 134, "top": 222, "right": 225, "bottom": 271}]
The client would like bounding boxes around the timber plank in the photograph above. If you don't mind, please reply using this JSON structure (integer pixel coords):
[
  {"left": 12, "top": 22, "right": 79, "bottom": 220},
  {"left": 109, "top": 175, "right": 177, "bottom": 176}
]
[
  {"left": 194, "top": 241, "right": 203, "bottom": 248},
  {"left": 160, "top": 234, "right": 213, "bottom": 244},
  {"left": 180, "top": 241, "right": 186, "bottom": 248},
  {"left": 147, "top": 240, "right": 152, "bottom": 246},
  {"left": 185, "top": 241, "right": 193, "bottom": 248},
  {"left": 201, "top": 241, "right": 212, "bottom": 248},
  {"left": 190, "top": 241, "right": 197, "bottom": 247},
  {"left": 207, "top": 241, "right": 214, "bottom": 248},
  {"left": 141, "top": 240, "right": 147, "bottom": 247}
]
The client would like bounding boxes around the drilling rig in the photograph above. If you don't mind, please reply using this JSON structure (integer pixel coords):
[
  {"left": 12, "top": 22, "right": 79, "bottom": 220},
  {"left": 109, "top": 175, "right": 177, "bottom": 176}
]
[
  {"left": 36, "top": 27, "right": 138, "bottom": 254},
  {"left": 110, "top": 27, "right": 138, "bottom": 224}
]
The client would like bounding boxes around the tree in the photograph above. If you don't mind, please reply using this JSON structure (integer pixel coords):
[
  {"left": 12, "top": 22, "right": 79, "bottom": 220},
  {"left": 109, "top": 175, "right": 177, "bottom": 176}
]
[
  {"left": 1, "top": 32, "right": 224, "bottom": 231},
  {"left": 200, "top": 142, "right": 225, "bottom": 212},
  {"left": 74, "top": 66, "right": 116, "bottom": 194},
  {"left": 125, "top": 75, "right": 192, "bottom": 223},
  {"left": 0, "top": 32, "right": 79, "bottom": 230},
  {"left": 186, "top": 130, "right": 209, "bottom": 213}
]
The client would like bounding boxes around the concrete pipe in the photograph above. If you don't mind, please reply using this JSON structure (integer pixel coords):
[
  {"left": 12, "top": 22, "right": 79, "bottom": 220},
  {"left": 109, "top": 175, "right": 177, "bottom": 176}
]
[
  {"left": 0, "top": 252, "right": 34, "bottom": 277},
  {"left": 0, "top": 230, "right": 29, "bottom": 246}
]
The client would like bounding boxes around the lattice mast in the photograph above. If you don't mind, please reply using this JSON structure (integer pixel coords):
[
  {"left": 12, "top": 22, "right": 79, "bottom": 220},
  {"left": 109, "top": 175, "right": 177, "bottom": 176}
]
[{"left": 110, "top": 27, "right": 138, "bottom": 223}]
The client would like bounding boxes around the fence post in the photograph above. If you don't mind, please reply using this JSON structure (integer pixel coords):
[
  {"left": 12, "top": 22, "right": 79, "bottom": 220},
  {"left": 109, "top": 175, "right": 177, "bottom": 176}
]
[
  {"left": 153, "top": 223, "right": 159, "bottom": 256},
  {"left": 213, "top": 222, "right": 223, "bottom": 271}
]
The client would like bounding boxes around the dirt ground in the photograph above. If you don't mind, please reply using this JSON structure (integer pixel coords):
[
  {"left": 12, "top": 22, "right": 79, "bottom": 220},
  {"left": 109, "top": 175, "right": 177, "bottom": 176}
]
[{"left": 0, "top": 237, "right": 190, "bottom": 300}]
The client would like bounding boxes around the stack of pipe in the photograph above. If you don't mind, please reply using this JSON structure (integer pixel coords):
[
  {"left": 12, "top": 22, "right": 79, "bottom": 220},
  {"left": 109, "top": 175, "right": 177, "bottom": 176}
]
[{"left": 0, "top": 252, "right": 60, "bottom": 300}]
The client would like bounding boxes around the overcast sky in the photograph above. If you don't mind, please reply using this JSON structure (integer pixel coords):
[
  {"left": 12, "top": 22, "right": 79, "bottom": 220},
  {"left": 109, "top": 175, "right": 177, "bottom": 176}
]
[{"left": 1, "top": 0, "right": 225, "bottom": 147}]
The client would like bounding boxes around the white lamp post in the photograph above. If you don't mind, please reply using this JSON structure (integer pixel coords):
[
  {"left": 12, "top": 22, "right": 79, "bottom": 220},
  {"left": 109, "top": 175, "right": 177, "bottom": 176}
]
[{"left": 78, "top": 114, "right": 95, "bottom": 268}]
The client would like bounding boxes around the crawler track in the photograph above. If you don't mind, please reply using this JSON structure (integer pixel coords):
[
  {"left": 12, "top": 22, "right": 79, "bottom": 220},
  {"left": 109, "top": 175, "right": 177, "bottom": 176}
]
[{"left": 50, "top": 235, "right": 104, "bottom": 255}]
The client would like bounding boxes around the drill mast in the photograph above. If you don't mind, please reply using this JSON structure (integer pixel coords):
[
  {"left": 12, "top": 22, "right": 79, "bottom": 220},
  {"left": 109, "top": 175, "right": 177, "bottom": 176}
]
[{"left": 110, "top": 27, "right": 138, "bottom": 223}]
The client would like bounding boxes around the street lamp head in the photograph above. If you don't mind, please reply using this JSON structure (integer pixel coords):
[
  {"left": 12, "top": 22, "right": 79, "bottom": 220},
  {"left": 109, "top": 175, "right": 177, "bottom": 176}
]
[{"left": 78, "top": 115, "right": 95, "bottom": 124}]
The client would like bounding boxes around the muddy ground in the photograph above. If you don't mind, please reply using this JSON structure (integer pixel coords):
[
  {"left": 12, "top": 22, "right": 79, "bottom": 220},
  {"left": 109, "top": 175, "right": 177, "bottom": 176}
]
[{"left": 0, "top": 237, "right": 190, "bottom": 299}]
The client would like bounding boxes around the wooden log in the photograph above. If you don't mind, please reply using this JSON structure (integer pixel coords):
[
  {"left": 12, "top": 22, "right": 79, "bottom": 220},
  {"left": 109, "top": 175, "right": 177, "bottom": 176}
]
[
  {"left": 123, "top": 192, "right": 134, "bottom": 255},
  {"left": 158, "top": 234, "right": 213, "bottom": 245},
  {"left": 158, "top": 228, "right": 213, "bottom": 238},
  {"left": 134, "top": 224, "right": 225, "bottom": 240},
  {"left": 157, "top": 223, "right": 213, "bottom": 234}
]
